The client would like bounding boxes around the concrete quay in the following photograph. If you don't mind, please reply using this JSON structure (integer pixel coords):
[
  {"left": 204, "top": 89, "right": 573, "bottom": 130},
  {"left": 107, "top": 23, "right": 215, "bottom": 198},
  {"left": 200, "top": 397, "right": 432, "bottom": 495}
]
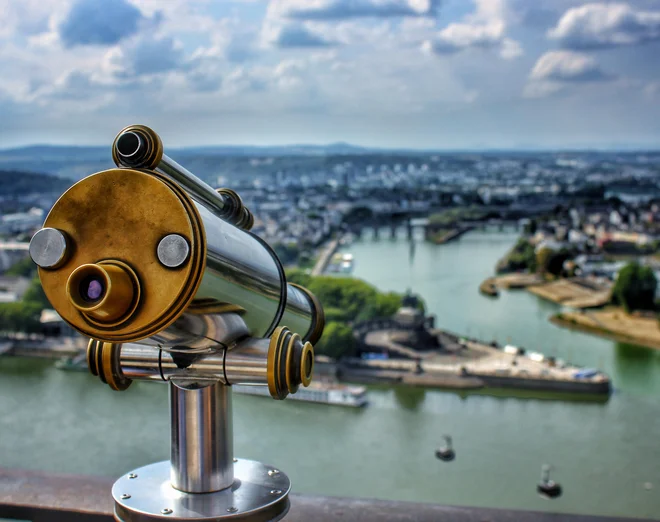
[{"left": 340, "top": 332, "right": 610, "bottom": 396}]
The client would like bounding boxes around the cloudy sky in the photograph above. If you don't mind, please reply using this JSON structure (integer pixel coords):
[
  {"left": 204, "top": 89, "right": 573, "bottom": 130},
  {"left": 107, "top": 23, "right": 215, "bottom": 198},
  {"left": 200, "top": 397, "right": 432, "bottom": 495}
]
[{"left": 1, "top": 0, "right": 659, "bottom": 149}]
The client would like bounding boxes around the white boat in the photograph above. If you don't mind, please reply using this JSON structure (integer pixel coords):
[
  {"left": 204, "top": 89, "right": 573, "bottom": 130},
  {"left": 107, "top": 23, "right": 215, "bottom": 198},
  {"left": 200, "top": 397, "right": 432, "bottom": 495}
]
[
  {"left": 232, "top": 381, "right": 368, "bottom": 407},
  {"left": 528, "top": 352, "right": 545, "bottom": 362},
  {"left": 326, "top": 252, "right": 355, "bottom": 274}
]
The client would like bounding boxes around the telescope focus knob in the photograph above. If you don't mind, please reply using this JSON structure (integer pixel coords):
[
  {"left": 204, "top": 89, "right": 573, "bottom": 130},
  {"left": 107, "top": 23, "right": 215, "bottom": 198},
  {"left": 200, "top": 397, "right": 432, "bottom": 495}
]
[
  {"left": 268, "top": 326, "right": 314, "bottom": 400},
  {"left": 215, "top": 188, "right": 254, "bottom": 230},
  {"left": 87, "top": 339, "right": 131, "bottom": 392}
]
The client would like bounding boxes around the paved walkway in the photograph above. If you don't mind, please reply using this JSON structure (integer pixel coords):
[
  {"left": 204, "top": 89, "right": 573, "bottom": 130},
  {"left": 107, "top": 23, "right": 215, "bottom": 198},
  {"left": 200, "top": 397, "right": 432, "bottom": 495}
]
[{"left": 311, "top": 238, "right": 340, "bottom": 276}]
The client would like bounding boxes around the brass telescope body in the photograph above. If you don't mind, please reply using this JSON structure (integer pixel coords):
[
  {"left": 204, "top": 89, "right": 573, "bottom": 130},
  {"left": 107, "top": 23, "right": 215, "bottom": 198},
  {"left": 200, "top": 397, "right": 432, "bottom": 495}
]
[
  {"left": 34, "top": 125, "right": 325, "bottom": 399},
  {"left": 30, "top": 125, "right": 326, "bottom": 521},
  {"left": 38, "top": 167, "right": 322, "bottom": 351},
  {"left": 36, "top": 125, "right": 324, "bottom": 398}
]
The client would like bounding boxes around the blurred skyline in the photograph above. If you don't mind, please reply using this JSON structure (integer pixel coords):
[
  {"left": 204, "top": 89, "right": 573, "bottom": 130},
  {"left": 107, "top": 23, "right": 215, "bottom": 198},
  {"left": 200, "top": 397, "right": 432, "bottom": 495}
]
[{"left": 1, "top": 0, "right": 659, "bottom": 150}]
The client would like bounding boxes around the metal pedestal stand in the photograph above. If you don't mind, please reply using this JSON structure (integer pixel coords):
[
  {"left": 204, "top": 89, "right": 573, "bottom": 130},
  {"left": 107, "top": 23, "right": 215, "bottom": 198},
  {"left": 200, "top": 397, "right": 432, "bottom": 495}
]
[{"left": 112, "top": 382, "right": 291, "bottom": 522}]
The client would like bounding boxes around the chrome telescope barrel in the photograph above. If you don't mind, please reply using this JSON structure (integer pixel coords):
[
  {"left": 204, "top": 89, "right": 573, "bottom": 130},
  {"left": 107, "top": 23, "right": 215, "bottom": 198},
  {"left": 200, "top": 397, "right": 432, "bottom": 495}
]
[
  {"left": 93, "top": 325, "right": 314, "bottom": 399},
  {"left": 31, "top": 126, "right": 324, "bottom": 349},
  {"left": 112, "top": 127, "right": 227, "bottom": 219},
  {"left": 112, "top": 125, "right": 254, "bottom": 230},
  {"left": 35, "top": 125, "right": 323, "bottom": 519}
]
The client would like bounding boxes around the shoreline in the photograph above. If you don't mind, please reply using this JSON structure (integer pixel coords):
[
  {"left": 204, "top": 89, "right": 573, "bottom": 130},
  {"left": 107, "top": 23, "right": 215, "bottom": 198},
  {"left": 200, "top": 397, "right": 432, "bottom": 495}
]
[
  {"left": 427, "top": 225, "right": 474, "bottom": 245},
  {"left": 551, "top": 312, "right": 660, "bottom": 351},
  {"left": 479, "top": 278, "right": 498, "bottom": 297},
  {"left": 338, "top": 325, "right": 611, "bottom": 398},
  {"left": 479, "top": 273, "right": 542, "bottom": 293},
  {"left": 338, "top": 364, "right": 611, "bottom": 397},
  {"left": 0, "top": 339, "right": 80, "bottom": 359}
]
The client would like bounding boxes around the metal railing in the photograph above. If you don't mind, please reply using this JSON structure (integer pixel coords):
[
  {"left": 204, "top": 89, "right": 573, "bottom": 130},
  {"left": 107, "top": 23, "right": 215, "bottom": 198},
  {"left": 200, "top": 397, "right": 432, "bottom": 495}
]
[{"left": 0, "top": 467, "right": 656, "bottom": 522}]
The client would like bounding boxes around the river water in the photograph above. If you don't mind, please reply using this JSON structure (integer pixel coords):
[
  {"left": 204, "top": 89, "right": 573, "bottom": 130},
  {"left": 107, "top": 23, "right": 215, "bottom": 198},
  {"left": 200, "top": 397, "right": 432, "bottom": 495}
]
[{"left": 1, "top": 228, "right": 659, "bottom": 519}]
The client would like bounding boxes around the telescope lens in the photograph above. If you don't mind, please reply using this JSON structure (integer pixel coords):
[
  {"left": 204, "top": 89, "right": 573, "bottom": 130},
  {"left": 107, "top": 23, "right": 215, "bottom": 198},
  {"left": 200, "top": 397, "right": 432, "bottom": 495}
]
[
  {"left": 80, "top": 276, "right": 105, "bottom": 302},
  {"left": 116, "top": 132, "right": 141, "bottom": 158}
]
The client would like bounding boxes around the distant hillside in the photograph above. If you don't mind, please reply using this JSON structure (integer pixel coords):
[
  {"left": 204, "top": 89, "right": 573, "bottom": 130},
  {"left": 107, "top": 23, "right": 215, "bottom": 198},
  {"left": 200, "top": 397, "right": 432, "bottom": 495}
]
[
  {"left": 0, "top": 142, "right": 385, "bottom": 181},
  {"left": 0, "top": 146, "right": 113, "bottom": 180},
  {"left": 177, "top": 142, "right": 371, "bottom": 156},
  {"left": 1, "top": 143, "right": 657, "bottom": 184},
  {"left": 0, "top": 170, "right": 72, "bottom": 195},
  {"left": 0, "top": 143, "right": 378, "bottom": 180}
]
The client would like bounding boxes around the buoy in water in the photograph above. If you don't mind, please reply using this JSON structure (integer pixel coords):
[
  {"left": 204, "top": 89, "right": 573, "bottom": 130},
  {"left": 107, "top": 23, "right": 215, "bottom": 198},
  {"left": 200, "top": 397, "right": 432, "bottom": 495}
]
[
  {"left": 537, "top": 465, "right": 562, "bottom": 499},
  {"left": 435, "top": 435, "right": 455, "bottom": 462}
]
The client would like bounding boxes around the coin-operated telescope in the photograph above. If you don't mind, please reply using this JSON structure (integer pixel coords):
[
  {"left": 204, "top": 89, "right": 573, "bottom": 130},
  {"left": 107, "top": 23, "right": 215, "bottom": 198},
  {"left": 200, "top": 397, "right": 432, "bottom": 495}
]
[{"left": 29, "top": 125, "right": 325, "bottom": 522}]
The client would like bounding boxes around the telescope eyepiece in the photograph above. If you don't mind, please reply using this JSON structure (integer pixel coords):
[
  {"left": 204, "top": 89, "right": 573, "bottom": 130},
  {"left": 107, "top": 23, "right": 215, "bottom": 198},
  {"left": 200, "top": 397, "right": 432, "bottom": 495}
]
[
  {"left": 116, "top": 131, "right": 142, "bottom": 159},
  {"left": 112, "top": 125, "right": 163, "bottom": 169},
  {"left": 66, "top": 261, "right": 140, "bottom": 325},
  {"left": 80, "top": 275, "right": 105, "bottom": 302}
]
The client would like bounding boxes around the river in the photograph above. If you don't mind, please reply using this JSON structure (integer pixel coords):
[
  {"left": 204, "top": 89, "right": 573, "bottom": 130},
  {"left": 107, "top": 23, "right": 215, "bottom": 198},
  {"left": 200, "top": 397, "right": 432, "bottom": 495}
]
[{"left": 1, "top": 228, "right": 659, "bottom": 519}]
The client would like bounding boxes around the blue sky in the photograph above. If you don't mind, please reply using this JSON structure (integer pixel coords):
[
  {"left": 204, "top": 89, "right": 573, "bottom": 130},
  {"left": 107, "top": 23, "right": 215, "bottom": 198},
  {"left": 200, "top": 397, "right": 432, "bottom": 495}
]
[{"left": 1, "top": 0, "right": 659, "bottom": 149}]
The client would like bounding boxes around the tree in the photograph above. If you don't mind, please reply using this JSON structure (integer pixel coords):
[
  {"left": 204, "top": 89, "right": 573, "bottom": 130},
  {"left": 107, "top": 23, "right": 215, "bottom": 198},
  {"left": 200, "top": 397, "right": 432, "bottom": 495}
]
[
  {"left": 0, "top": 302, "right": 42, "bottom": 333},
  {"left": 373, "top": 292, "right": 402, "bottom": 317},
  {"left": 507, "top": 238, "right": 537, "bottom": 272},
  {"left": 286, "top": 269, "right": 312, "bottom": 288},
  {"left": 524, "top": 219, "right": 537, "bottom": 236},
  {"left": 273, "top": 242, "right": 300, "bottom": 265},
  {"left": 314, "top": 322, "right": 355, "bottom": 359},
  {"left": 536, "top": 247, "right": 554, "bottom": 275},
  {"left": 612, "top": 263, "right": 657, "bottom": 313},
  {"left": 23, "top": 277, "right": 52, "bottom": 309},
  {"left": 0, "top": 276, "right": 53, "bottom": 334},
  {"left": 5, "top": 256, "right": 37, "bottom": 277},
  {"left": 536, "top": 247, "right": 571, "bottom": 276},
  {"left": 284, "top": 271, "right": 428, "bottom": 358}
]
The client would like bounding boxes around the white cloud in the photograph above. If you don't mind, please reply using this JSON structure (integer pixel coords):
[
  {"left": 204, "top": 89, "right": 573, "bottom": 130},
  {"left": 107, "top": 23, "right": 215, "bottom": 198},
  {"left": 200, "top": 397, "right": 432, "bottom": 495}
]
[
  {"left": 0, "top": 0, "right": 658, "bottom": 148},
  {"left": 432, "top": 20, "right": 505, "bottom": 51},
  {"left": 524, "top": 50, "right": 613, "bottom": 99},
  {"left": 270, "top": 0, "right": 440, "bottom": 20},
  {"left": 499, "top": 37, "right": 523, "bottom": 59},
  {"left": 522, "top": 80, "right": 563, "bottom": 99},
  {"left": 106, "top": 35, "right": 185, "bottom": 78},
  {"left": 262, "top": 22, "right": 337, "bottom": 48},
  {"left": 548, "top": 3, "right": 660, "bottom": 50},
  {"left": 644, "top": 81, "right": 660, "bottom": 98},
  {"left": 0, "top": 0, "right": 63, "bottom": 40},
  {"left": 263, "top": 0, "right": 442, "bottom": 49},
  {"left": 529, "top": 50, "right": 611, "bottom": 82},
  {"left": 189, "top": 18, "right": 259, "bottom": 64},
  {"left": 463, "top": 89, "right": 479, "bottom": 103},
  {"left": 423, "top": 0, "right": 522, "bottom": 59}
]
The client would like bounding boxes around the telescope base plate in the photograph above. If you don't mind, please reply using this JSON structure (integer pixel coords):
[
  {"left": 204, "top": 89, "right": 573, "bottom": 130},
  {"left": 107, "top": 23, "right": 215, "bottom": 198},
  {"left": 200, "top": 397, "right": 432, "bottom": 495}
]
[{"left": 112, "top": 459, "right": 290, "bottom": 522}]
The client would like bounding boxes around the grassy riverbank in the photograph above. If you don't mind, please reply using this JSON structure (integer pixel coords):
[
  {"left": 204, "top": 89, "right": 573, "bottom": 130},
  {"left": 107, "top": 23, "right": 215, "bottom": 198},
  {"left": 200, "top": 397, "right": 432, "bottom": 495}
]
[{"left": 552, "top": 308, "right": 660, "bottom": 350}]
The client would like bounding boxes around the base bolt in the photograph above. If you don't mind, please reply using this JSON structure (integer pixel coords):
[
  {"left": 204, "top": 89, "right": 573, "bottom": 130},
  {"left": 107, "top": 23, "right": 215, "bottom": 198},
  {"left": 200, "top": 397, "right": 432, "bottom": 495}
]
[
  {"left": 227, "top": 507, "right": 238, "bottom": 513},
  {"left": 128, "top": 473, "right": 138, "bottom": 479},
  {"left": 270, "top": 489, "right": 282, "bottom": 495},
  {"left": 268, "top": 469, "right": 280, "bottom": 476},
  {"left": 161, "top": 508, "right": 173, "bottom": 515},
  {"left": 120, "top": 494, "right": 131, "bottom": 500},
  {"left": 233, "top": 458, "right": 238, "bottom": 463}
]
